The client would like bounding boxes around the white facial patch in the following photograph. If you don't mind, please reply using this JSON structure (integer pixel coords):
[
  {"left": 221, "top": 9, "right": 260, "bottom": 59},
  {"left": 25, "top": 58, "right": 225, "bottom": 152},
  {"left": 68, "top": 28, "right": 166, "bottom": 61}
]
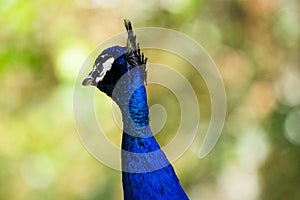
[{"left": 95, "top": 57, "right": 115, "bottom": 83}]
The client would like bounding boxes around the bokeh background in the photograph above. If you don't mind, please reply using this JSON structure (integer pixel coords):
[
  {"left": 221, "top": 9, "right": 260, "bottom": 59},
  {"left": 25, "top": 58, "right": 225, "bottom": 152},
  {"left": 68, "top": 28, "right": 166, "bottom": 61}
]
[{"left": 1, "top": 0, "right": 300, "bottom": 199}]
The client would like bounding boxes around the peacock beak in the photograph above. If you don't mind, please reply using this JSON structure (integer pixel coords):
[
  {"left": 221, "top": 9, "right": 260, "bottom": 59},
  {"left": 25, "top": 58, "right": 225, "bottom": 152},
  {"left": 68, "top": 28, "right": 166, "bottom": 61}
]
[{"left": 82, "top": 76, "right": 95, "bottom": 86}]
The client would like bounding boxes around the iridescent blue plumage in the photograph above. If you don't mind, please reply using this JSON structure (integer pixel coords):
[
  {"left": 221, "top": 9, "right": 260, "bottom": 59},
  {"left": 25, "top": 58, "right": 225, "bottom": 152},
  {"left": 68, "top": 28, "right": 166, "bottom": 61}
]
[{"left": 82, "top": 20, "right": 189, "bottom": 200}]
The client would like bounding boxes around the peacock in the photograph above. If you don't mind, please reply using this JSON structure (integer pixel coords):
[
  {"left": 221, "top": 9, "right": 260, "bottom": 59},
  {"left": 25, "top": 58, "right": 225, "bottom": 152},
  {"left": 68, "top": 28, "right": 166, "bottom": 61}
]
[{"left": 82, "top": 20, "right": 189, "bottom": 200}]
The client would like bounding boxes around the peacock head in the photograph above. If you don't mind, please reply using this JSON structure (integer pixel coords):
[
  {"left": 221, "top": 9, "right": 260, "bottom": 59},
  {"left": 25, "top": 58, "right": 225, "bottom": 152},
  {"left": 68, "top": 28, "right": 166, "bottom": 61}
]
[
  {"left": 82, "top": 20, "right": 147, "bottom": 99},
  {"left": 82, "top": 45, "right": 131, "bottom": 96}
]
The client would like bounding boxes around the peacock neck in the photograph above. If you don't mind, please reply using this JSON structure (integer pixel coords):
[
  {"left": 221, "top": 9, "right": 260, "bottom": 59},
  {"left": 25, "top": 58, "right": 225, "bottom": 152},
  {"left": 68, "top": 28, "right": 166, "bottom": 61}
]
[
  {"left": 114, "top": 70, "right": 189, "bottom": 199},
  {"left": 109, "top": 68, "right": 169, "bottom": 173},
  {"left": 119, "top": 86, "right": 189, "bottom": 199},
  {"left": 119, "top": 84, "right": 163, "bottom": 153},
  {"left": 121, "top": 85, "right": 151, "bottom": 138},
  {"left": 112, "top": 68, "right": 151, "bottom": 138}
]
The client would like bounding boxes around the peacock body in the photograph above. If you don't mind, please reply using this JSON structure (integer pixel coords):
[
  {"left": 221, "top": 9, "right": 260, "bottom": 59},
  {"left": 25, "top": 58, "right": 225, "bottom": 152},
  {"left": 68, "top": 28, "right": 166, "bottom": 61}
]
[{"left": 82, "top": 20, "right": 189, "bottom": 200}]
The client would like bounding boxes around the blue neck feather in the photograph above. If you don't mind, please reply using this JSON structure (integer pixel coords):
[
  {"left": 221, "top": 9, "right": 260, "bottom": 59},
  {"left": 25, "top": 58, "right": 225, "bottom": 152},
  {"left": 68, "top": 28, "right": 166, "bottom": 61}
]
[{"left": 113, "top": 68, "right": 189, "bottom": 200}]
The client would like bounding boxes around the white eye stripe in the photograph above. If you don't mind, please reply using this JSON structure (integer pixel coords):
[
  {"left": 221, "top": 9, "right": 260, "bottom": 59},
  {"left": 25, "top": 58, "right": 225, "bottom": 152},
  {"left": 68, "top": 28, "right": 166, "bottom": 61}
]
[
  {"left": 102, "top": 57, "right": 114, "bottom": 71},
  {"left": 95, "top": 57, "right": 115, "bottom": 83}
]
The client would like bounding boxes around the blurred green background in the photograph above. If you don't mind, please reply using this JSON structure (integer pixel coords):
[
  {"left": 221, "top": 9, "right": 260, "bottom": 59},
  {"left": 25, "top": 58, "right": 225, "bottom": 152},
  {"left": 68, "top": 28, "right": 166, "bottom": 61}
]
[{"left": 1, "top": 0, "right": 300, "bottom": 199}]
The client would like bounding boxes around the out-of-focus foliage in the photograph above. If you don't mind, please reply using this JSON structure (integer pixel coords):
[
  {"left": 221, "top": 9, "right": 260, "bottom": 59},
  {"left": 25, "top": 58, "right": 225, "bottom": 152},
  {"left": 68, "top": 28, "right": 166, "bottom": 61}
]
[{"left": 1, "top": 0, "right": 299, "bottom": 199}]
